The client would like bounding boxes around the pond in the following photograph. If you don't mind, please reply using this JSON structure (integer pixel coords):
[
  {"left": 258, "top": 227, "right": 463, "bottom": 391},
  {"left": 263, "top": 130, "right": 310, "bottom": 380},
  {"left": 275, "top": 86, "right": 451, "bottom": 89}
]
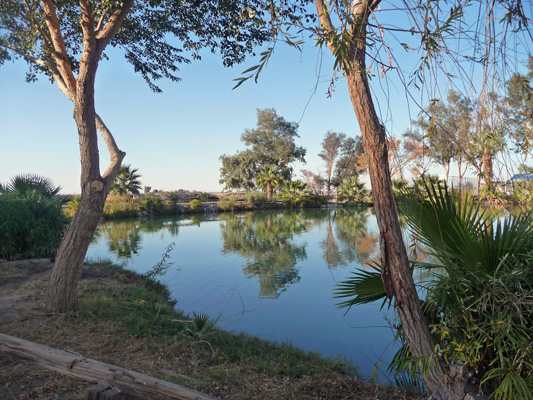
[{"left": 86, "top": 208, "right": 402, "bottom": 381}]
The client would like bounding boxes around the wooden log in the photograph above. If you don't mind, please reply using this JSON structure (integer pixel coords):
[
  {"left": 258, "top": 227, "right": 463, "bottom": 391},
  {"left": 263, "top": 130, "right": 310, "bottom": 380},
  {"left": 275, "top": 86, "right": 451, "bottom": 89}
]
[
  {"left": 0, "top": 333, "right": 217, "bottom": 400},
  {"left": 86, "top": 384, "right": 111, "bottom": 400},
  {"left": 100, "top": 388, "right": 123, "bottom": 400}
]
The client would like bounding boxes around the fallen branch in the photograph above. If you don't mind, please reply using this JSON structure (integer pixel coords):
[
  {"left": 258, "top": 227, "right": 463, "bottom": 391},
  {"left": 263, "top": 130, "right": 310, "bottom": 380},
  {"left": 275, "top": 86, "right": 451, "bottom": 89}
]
[{"left": 0, "top": 333, "right": 217, "bottom": 400}]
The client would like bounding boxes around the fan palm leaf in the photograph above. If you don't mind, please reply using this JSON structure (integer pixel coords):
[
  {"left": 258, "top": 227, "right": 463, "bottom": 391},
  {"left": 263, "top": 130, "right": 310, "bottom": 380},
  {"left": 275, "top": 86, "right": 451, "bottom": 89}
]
[
  {"left": 333, "top": 262, "right": 391, "bottom": 310},
  {"left": 3, "top": 174, "right": 62, "bottom": 198},
  {"left": 405, "top": 183, "right": 533, "bottom": 275}
]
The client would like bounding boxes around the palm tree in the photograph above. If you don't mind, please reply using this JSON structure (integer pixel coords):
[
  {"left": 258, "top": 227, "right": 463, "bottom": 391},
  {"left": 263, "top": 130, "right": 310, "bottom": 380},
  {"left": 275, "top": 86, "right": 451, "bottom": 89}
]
[
  {"left": 111, "top": 164, "right": 142, "bottom": 196},
  {"left": 1, "top": 174, "right": 62, "bottom": 199},
  {"left": 255, "top": 166, "right": 283, "bottom": 200}
]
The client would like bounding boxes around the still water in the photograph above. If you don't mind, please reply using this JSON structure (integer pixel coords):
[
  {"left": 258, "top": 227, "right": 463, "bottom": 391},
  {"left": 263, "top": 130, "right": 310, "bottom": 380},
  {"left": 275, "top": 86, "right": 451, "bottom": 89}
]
[{"left": 86, "top": 208, "right": 401, "bottom": 381}]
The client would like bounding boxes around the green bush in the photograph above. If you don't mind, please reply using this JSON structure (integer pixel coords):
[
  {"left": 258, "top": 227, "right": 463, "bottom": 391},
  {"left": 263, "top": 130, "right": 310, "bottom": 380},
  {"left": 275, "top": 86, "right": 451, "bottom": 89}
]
[
  {"left": 337, "top": 183, "right": 533, "bottom": 399},
  {"left": 138, "top": 196, "right": 163, "bottom": 215},
  {"left": 198, "top": 192, "right": 219, "bottom": 201},
  {"left": 338, "top": 177, "right": 368, "bottom": 205},
  {"left": 189, "top": 199, "right": 203, "bottom": 212},
  {"left": 103, "top": 194, "right": 138, "bottom": 219},
  {"left": 509, "top": 181, "right": 533, "bottom": 204},
  {"left": 278, "top": 181, "right": 309, "bottom": 208},
  {"left": 302, "top": 194, "right": 328, "bottom": 207},
  {"left": 244, "top": 191, "right": 268, "bottom": 204},
  {"left": 218, "top": 197, "right": 236, "bottom": 211},
  {"left": 0, "top": 193, "right": 67, "bottom": 260}
]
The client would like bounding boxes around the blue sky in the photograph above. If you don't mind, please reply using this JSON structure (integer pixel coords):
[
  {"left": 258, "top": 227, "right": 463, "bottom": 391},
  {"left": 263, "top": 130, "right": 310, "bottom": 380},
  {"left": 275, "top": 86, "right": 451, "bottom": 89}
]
[
  {"left": 0, "top": 43, "right": 355, "bottom": 193},
  {"left": 1, "top": 4, "right": 529, "bottom": 194},
  {"left": 0, "top": 33, "right": 422, "bottom": 194}
]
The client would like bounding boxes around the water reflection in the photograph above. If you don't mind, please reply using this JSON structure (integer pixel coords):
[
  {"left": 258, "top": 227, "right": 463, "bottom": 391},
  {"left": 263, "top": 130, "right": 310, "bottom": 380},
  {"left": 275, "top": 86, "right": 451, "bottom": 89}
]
[
  {"left": 95, "top": 219, "right": 180, "bottom": 259},
  {"left": 320, "top": 209, "right": 378, "bottom": 268},
  {"left": 87, "top": 208, "right": 395, "bottom": 380},
  {"left": 220, "top": 211, "right": 308, "bottom": 298}
]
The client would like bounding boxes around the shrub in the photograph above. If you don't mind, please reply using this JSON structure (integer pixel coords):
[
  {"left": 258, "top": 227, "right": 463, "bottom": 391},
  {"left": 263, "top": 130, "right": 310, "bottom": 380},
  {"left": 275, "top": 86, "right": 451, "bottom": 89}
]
[
  {"left": 338, "top": 177, "right": 368, "bottom": 205},
  {"left": 302, "top": 194, "right": 328, "bottom": 207},
  {"left": 392, "top": 185, "right": 533, "bottom": 399},
  {"left": 103, "top": 194, "right": 138, "bottom": 219},
  {"left": 244, "top": 191, "right": 268, "bottom": 204},
  {"left": 509, "top": 181, "right": 533, "bottom": 204},
  {"left": 65, "top": 195, "right": 81, "bottom": 217},
  {"left": 218, "top": 197, "right": 237, "bottom": 211},
  {"left": 189, "top": 199, "right": 203, "bottom": 212},
  {"left": 198, "top": 192, "right": 219, "bottom": 201},
  {"left": 0, "top": 192, "right": 67, "bottom": 259},
  {"left": 138, "top": 196, "right": 163, "bottom": 215},
  {"left": 279, "top": 180, "right": 309, "bottom": 208}
]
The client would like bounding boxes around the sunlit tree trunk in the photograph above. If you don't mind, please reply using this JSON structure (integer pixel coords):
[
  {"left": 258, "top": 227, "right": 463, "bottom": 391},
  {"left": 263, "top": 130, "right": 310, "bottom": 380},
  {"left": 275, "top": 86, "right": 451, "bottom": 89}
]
[
  {"left": 482, "top": 149, "right": 493, "bottom": 186},
  {"left": 266, "top": 182, "right": 273, "bottom": 200},
  {"left": 312, "top": 1, "right": 468, "bottom": 397},
  {"left": 42, "top": 0, "right": 130, "bottom": 312}
]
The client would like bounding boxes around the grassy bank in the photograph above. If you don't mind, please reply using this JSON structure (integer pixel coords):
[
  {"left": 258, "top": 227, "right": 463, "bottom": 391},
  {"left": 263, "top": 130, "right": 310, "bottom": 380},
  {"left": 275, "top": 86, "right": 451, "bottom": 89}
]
[{"left": 0, "top": 259, "right": 423, "bottom": 400}]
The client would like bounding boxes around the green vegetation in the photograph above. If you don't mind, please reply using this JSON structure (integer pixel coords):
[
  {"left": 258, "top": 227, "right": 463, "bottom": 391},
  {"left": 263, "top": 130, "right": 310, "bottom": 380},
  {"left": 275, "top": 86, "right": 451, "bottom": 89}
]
[
  {"left": 338, "top": 177, "right": 369, "bottom": 205},
  {"left": 103, "top": 194, "right": 139, "bottom": 219},
  {"left": 111, "top": 164, "right": 142, "bottom": 196},
  {"left": 138, "top": 196, "right": 163, "bottom": 216},
  {"left": 218, "top": 197, "right": 237, "bottom": 211},
  {"left": 335, "top": 184, "right": 533, "bottom": 399},
  {"left": 219, "top": 108, "right": 306, "bottom": 194},
  {"left": 0, "top": 174, "right": 68, "bottom": 260},
  {"left": 198, "top": 193, "right": 219, "bottom": 201},
  {"left": 244, "top": 191, "right": 268, "bottom": 204},
  {"left": 256, "top": 166, "right": 284, "bottom": 200},
  {"left": 77, "top": 261, "right": 360, "bottom": 386},
  {"left": 189, "top": 199, "right": 204, "bottom": 212},
  {"left": 66, "top": 195, "right": 81, "bottom": 217},
  {"left": 278, "top": 180, "right": 310, "bottom": 208}
]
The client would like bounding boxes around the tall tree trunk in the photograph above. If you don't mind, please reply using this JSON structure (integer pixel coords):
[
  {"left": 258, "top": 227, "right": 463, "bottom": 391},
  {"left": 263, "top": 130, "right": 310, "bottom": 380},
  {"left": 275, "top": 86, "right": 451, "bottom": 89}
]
[
  {"left": 458, "top": 157, "right": 465, "bottom": 182},
  {"left": 312, "top": 1, "right": 467, "bottom": 397},
  {"left": 344, "top": 66, "right": 465, "bottom": 400},
  {"left": 46, "top": 187, "right": 108, "bottom": 311},
  {"left": 482, "top": 149, "right": 493, "bottom": 186},
  {"left": 44, "top": 0, "right": 130, "bottom": 312},
  {"left": 445, "top": 161, "right": 451, "bottom": 181},
  {"left": 267, "top": 182, "right": 273, "bottom": 200}
]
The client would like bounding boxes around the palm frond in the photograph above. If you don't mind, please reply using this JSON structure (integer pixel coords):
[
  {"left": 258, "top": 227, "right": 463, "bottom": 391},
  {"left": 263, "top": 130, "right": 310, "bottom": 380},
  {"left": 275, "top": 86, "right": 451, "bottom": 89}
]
[
  {"left": 6, "top": 174, "right": 62, "bottom": 198},
  {"left": 405, "top": 183, "right": 533, "bottom": 275},
  {"left": 333, "top": 262, "right": 391, "bottom": 310}
]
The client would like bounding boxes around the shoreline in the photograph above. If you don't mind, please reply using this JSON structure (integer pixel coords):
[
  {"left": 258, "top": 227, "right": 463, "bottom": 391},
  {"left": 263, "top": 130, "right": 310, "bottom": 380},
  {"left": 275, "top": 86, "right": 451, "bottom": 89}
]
[{"left": 0, "top": 259, "right": 424, "bottom": 400}]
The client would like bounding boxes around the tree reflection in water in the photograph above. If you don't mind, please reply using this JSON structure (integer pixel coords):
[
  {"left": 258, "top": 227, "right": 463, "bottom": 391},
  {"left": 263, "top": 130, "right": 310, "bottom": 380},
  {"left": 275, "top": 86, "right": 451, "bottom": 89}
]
[
  {"left": 220, "top": 211, "right": 307, "bottom": 298},
  {"left": 95, "top": 218, "right": 180, "bottom": 259},
  {"left": 321, "top": 208, "right": 378, "bottom": 269}
]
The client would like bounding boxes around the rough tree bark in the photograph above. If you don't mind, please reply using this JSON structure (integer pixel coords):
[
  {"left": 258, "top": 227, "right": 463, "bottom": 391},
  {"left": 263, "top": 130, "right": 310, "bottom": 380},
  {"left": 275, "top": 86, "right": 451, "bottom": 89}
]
[
  {"left": 312, "top": 0, "right": 468, "bottom": 398},
  {"left": 482, "top": 149, "right": 493, "bottom": 186},
  {"left": 266, "top": 181, "right": 273, "bottom": 200},
  {"left": 40, "top": 0, "right": 132, "bottom": 312}
]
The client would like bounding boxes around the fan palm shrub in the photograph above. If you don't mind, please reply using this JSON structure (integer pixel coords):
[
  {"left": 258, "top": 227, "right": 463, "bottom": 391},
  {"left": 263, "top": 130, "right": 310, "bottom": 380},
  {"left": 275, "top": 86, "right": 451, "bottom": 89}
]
[
  {"left": 335, "top": 184, "right": 533, "bottom": 399},
  {"left": 279, "top": 180, "right": 309, "bottom": 208},
  {"left": 338, "top": 176, "right": 368, "bottom": 205},
  {"left": 0, "top": 174, "right": 68, "bottom": 259}
]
